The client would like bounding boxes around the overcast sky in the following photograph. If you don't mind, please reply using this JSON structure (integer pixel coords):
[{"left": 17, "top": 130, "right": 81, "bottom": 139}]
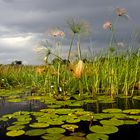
[{"left": 0, "top": 0, "right": 139, "bottom": 65}]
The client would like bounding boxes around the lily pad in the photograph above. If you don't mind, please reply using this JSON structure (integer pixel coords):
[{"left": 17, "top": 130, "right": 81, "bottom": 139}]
[
  {"left": 68, "top": 101, "right": 83, "bottom": 107},
  {"left": 46, "top": 127, "right": 66, "bottom": 134},
  {"left": 13, "top": 121, "right": 30, "bottom": 125},
  {"left": 128, "top": 115, "right": 140, "bottom": 120},
  {"left": 7, "top": 98, "right": 24, "bottom": 103},
  {"left": 70, "top": 132, "right": 86, "bottom": 137},
  {"left": 17, "top": 116, "right": 32, "bottom": 122},
  {"left": 98, "top": 96, "right": 115, "bottom": 103},
  {"left": 94, "top": 113, "right": 113, "bottom": 120},
  {"left": 2, "top": 114, "right": 14, "bottom": 119},
  {"left": 49, "top": 120, "right": 64, "bottom": 125},
  {"left": 86, "top": 133, "right": 109, "bottom": 140},
  {"left": 7, "top": 125, "right": 25, "bottom": 131},
  {"left": 47, "top": 105, "right": 62, "bottom": 108},
  {"left": 124, "top": 120, "right": 138, "bottom": 125},
  {"left": 60, "top": 136, "right": 87, "bottom": 140},
  {"left": 84, "top": 99, "right": 97, "bottom": 103},
  {"left": 102, "top": 108, "right": 122, "bottom": 113},
  {"left": 0, "top": 117, "right": 9, "bottom": 121},
  {"left": 13, "top": 111, "right": 30, "bottom": 116},
  {"left": 99, "top": 99, "right": 115, "bottom": 104},
  {"left": 133, "top": 96, "right": 140, "bottom": 100},
  {"left": 112, "top": 113, "right": 127, "bottom": 119},
  {"left": 123, "top": 109, "right": 140, "bottom": 115},
  {"left": 55, "top": 109, "right": 73, "bottom": 114},
  {"left": 26, "top": 96, "right": 43, "bottom": 100},
  {"left": 79, "top": 115, "right": 93, "bottom": 121},
  {"left": 66, "top": 118, "right": 81, "bottom": 123},
  {"left": 89, "top": 125, "right": 118, "bottom": 134},
  {"left": 6, "top": 130, "right": 25, "bottom": 137},
  {"left": 25, "top": 129, "right": 47, "bottom": 136},
  {"left": 41, "top": 133, "right": 64, "bottom": 140},
  {"left": 100, "top": 119, "right": 124, "bottom": 126},
  {"left": 61, "top": 124, "right": 78, "bottom": 132},
  {"left": 29, "top": 122, "right": 49, "bottom": 128},
  {"left": 117, "top": 94, "right": 132, "bottom": 99}
]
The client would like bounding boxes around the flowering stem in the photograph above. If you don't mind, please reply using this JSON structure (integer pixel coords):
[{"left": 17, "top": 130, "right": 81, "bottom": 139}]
[
  {"left": 109, "top": 17, "right": 119, "bottom": 47},
  {"left": 77, "top": 34, "right": 82, "bottom": 60},
  {"left": 67, "top": 34, "right": 75, "bottom": 61}
]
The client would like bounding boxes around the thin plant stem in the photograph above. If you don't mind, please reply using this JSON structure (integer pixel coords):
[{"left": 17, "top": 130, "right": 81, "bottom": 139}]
[
  {"left": 77, "top": 34, "right": 82, "bottom": 60},
  {"left": 67, "top": 34, "right": 75, "bottom": 61}
]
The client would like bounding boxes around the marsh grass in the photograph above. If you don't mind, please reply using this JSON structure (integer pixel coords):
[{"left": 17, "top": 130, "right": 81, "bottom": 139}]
[{"left": 0, "top": 48, "right": 139, "bottom": 99}]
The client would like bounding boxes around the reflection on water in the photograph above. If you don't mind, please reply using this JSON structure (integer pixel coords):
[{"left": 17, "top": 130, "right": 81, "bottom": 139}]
[
  {"left": 84, "top": 98, "right": 140, "bottom": 113},
  {"left": 0, "top": 99, "right": 47, "bottom": 116}
]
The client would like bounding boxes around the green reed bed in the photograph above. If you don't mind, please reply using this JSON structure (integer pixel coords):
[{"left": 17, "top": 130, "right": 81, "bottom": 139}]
[{"left": 0, "top": 48, "right": 139, "bottom": 99}]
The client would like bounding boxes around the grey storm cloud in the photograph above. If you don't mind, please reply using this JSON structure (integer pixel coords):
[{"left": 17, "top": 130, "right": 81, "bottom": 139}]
[{"left": 0, "top": 0, "right": 140, "bottom": 64}]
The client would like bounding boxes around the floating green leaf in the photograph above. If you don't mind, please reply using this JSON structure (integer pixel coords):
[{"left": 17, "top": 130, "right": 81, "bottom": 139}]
[
  {"left": 94, "top": 113, "right": 113, "bottom": 120},
  {"left": 62, "top": 124, "right": 78, "bottom": 132},
  {"left": 60, "top": 136, "right": 87, "bottom": 140},
  {"left": 70, "top": 132, "right": 85, "bottom": 137},
  {"left": 7, "top": 125, "right": 25, "bottom": 131},
  {"left": 68, "top": 101, "right": 83, "bottom": 107},
  {"left": 84, "top": 99, "right": 97, "bottom": 103},
  {"left": 117, "top": 95, "right": 132, "bottom": 99},
  {"left": 47, "top": 105, "right": 62, "bottom": 108},
  {"left": 12, "top": 121, "right": 30, "bottom": 125},
  {"left": 133, "top": 96, "right": 140, "bottom": 100},
  {"left": 25, "top": 129, "right": 47, "bottom": 136},
  {"left": 29, "top": 122, "right": 49, "bottom": 128},
  {"left": 66, "top": 118, "right": 81, "bottom": 123},
  {"left": 128, "top": 115, "right": 140, "bottom": 120},
  {"left": 124, "top": 120, "right": 138, "bottom": 125},
  {"left": 86, "top": 133, "right": 109, "bottom": 140},
  {"left": 46, "top": 127, "right": 66, "bottom": 134},
  {"left": 0, "top": 117, "right": 9, "bottom": 121},
  {"left": 41, "top": 133, "right": 64, "bottom": 140},
  {"left": 100, "top": 119, "right": 124, "bottom": 126},
  {"left": 26, "top": 96, "right": 43, "bottom": 100},
  {"left": 102, "top": 108, "right": 122, "bottom": 113},
  {"left": 55, "top": 109, "right": 73, "bottom": 114},
  {"left": 98, "top": 96, "right": 115, "bottom": 104},
  {"left": 112, "top": 113, "right": 127, "bottom": 119},
  {"left": 6, "top": 130, "right": 25, "bottom": 137},
  {"left": 123, "top": 109, "right": 140, "bottom": 115},
  {"left": 89, "top": 125, "right": 118, "bottom": 134},
  {"left": 49, "top": 120, "right": 64, "bottom": 125}
]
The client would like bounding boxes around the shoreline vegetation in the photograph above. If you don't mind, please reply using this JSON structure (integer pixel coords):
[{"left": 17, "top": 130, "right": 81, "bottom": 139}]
[{"left": 0, "top": 47, "right": 139, "bottom": 99}]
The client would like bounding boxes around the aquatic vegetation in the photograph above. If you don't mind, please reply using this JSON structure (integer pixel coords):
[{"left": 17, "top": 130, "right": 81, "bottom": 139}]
[
  {"left": 46, "top": 127, "right": 66, "bottom": 134},
  {"left": 89, "top": 125, "right": 118, "bottom": 134},
  {"left": 86, "top": 133, "right": 109, "bottom": 140},
  {"left": 0, "top": 106, "right": 140, "bottom": 139},
  {"left": 100, "top": 118, "right": 124, "bottom": 126},
  {"left": 42, "top": 133, "right": 64, "bottom": 140},
  {"left": 25, "top": 129, "right": 48, "bottom": 136},
  {"left": 6, "top": 130, "right": 25, "bottom": 137}
]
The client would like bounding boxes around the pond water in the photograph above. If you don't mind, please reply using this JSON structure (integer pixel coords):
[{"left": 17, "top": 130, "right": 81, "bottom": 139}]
[{"left": 0, "top": 96, "right": 140, "bottom": 140}]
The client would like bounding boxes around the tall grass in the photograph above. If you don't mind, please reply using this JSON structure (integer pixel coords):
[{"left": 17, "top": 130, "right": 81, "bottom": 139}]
[{"left": 0, "top": 48, "right": 139, "bottom": 99}]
